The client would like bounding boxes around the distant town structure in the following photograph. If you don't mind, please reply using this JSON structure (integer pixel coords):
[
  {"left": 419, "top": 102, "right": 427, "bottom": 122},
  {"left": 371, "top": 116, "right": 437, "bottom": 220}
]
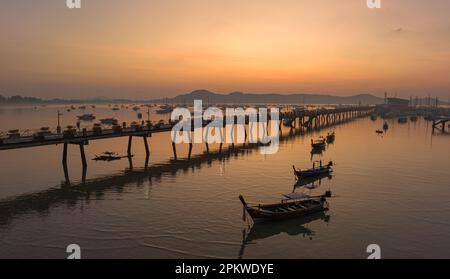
[
  {"left": 386, "top": 98, "right": 410, "bottom": 110},
  {"left": 375, "top": 97, "right": 410, "bottom": 115}
]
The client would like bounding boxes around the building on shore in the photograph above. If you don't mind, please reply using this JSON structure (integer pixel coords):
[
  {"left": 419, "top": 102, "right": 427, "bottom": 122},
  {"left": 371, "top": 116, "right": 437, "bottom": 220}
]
[{"left": 375, "top": 97, "right": 410, "bottom": 117}]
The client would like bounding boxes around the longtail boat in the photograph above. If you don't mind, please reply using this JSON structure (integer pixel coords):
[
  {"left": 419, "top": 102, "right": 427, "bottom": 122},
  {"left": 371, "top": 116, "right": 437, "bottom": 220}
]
[
  {"left": 311, "top": 137, "right": 326, "bottom": 149},
  {"left": 239, "top": 191, "right": 331, "bottom": 222},
  {"left": 293, "top": 161, "right": 333, "bottom": 179},
  {"left": 326, "top": 132, "right": 335, "bottom": 143}
]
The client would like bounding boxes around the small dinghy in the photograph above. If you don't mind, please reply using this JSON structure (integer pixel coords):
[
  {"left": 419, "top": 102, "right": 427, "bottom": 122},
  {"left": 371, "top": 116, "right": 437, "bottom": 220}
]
[
  {"left": 293, "top": 161, "right": 333, "bottom": 179},
  {"left": 376, "top": 130, "right": 384, "bottom": 134},
  {"left": 239, "top": 191, "right": 331, "bottom": 222}
]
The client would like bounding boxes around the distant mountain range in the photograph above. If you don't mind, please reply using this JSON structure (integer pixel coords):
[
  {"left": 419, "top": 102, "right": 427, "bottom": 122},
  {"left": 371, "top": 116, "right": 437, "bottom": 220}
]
[
  {"left": 1, "top": 90, "right": 447, "bottom": 106},
  {"left": 153, "top": 90, "right": 384, "bottom": 105}
]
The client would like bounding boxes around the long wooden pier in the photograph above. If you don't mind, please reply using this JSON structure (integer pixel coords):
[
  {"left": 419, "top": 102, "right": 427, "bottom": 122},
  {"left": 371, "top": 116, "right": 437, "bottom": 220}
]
[{"left": 0, "top": 106, "right": 374, "bottom": 180}]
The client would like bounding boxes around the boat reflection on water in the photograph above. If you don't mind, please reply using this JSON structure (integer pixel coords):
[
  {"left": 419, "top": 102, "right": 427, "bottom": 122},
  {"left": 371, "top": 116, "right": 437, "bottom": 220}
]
[
  {"left": 310, "top": 148, "right": 324, "bottom": 161},
  {"left": 238, "top": 211, "right": 331, "bottom": 259},
  {"left": 294, "top": 172, "right": 332, "bottom": 189}
]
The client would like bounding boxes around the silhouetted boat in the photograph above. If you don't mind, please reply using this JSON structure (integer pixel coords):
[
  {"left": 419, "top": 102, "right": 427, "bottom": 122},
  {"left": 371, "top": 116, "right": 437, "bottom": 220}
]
[
  {"left": 77, "top": 114, "right": 96, "bottom": 121},
  {"left": 100, "top": 118, "right": 118, "bottom": 125},
  {"left": 156, "top": 106, "right": 173, "bottom": 114},
  {"left": 383, "top": 121, "right": 389, "bottom": 130},
  {"left": 410, "top": 116, "right": 418, "bottom": 122},
  {"left": 293, "top": 161, "right": 333, "bottom": 179},
  {"left": 398, "top": 117, "right": 408, "bottom": 123},
  {"left": 311, "top": 137, "right": 326, "bottom": 149},
  {"left": 370, "top": 114, "right": 377, "bottom": 121},
  {"left": 326, "top": 131, "right": 335, "bottom": 143},
  {"left": 376, "top": 130, "right": 384, "bottom": 134},
  {"left": 93, "top": 152, "right": 131, "bottom": 161},
  {"left": 239, "top": 191, "right": 331, "bottom": 222}
]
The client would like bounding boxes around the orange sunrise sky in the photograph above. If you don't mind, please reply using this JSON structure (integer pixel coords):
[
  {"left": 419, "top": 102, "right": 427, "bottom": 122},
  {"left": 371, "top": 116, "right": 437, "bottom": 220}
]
[{"left": 1, "top": 0, "right": 449, "bottom": 99}]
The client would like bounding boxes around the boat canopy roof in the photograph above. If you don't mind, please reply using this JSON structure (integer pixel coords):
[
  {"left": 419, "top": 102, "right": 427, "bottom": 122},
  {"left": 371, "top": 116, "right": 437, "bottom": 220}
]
[{"left": 283, "top": 193, "right": 310, "bottom": 200}]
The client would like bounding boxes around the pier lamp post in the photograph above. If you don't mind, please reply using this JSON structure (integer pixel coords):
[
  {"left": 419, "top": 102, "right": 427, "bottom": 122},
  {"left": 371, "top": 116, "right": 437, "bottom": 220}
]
[{"left": 57, "top": 110, "right": 62, "bottom": 134}]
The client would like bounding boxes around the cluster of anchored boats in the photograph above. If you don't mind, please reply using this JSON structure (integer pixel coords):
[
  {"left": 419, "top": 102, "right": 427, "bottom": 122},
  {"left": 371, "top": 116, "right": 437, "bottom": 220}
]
[{"left": 239, "top": 132, "right": 336, "bottom": 222}]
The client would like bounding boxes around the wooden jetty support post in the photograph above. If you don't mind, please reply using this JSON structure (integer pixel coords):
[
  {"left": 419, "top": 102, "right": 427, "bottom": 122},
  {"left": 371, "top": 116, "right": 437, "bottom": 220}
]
[{"left": 432, "top": 118, "right": 449, "bottom": 133}]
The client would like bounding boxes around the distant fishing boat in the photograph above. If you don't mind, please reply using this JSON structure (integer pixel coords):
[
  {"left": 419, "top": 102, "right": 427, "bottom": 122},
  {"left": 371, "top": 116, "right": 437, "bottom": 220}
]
[
  {"left": 100, "top": 118, "right": 118, "bottom": 125},
  {"left": 376, "top": 130, "right": 384, "bottom": 134},
  {"left": 77, "top": 114, "right": 96, "bottom": 121},
  {"left": 410, "top": 116, "right": 418, "bottom": 122},
  {"left": 311, "top": 137, "right": 326, "bottom": 149},
  {"left": 398, "top": 117, "right": 408, "bottom": 124},
  {"left": 156, "top": 107, "right": 173, "bottom": 114},
  {"left": 326, "top": 131, "right": 335, "bottom": 143},
  {"left": 238, "top": 191, "right": 332, "bottom": 222},
  {"left": 293, "top": 161, "right": 333, "bottom": 180},
  {"left": 112, "top": 106, "right": 120, "bottom": 111},
  {"left": 370, "top": 114, "right": 377, "bottom": 121},
  {"left": 132, "top": 106, "right": 140, "bottom": 111}
]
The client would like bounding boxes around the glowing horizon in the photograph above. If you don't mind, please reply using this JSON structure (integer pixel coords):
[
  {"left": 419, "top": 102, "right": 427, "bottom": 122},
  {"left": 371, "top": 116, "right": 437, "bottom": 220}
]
[{"left": 1, "top": 0, "right": 449, "bottom": 99}]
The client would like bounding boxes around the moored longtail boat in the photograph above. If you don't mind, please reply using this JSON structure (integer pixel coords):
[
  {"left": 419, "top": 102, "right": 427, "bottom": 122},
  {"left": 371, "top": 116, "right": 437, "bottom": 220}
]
[
  {"left": 326, "top": 131, "right": 335, "bottom": 143},
  {"left": 311, "top": 137, "right": 326, "bottom": 149},
  {"left": 293, "top": 161, "right": 333, "bottom": 179},
  {"left": 239, "top": 191, "right": 331, "bottom": 222}
]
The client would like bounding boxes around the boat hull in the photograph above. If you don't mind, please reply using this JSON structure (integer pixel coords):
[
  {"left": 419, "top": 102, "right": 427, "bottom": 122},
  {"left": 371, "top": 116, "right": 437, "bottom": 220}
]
[
  {"left": 246, "top": 201, "right": 327, "bottom": 222},
  {"left": 295, "top": 167, "right": 331, "bottom": 179}
]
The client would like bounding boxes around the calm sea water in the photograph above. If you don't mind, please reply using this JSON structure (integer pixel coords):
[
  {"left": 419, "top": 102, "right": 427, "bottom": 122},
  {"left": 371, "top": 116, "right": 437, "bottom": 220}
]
[{"left": 0, "top": 105, "right": 449, "bottom": 259}]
